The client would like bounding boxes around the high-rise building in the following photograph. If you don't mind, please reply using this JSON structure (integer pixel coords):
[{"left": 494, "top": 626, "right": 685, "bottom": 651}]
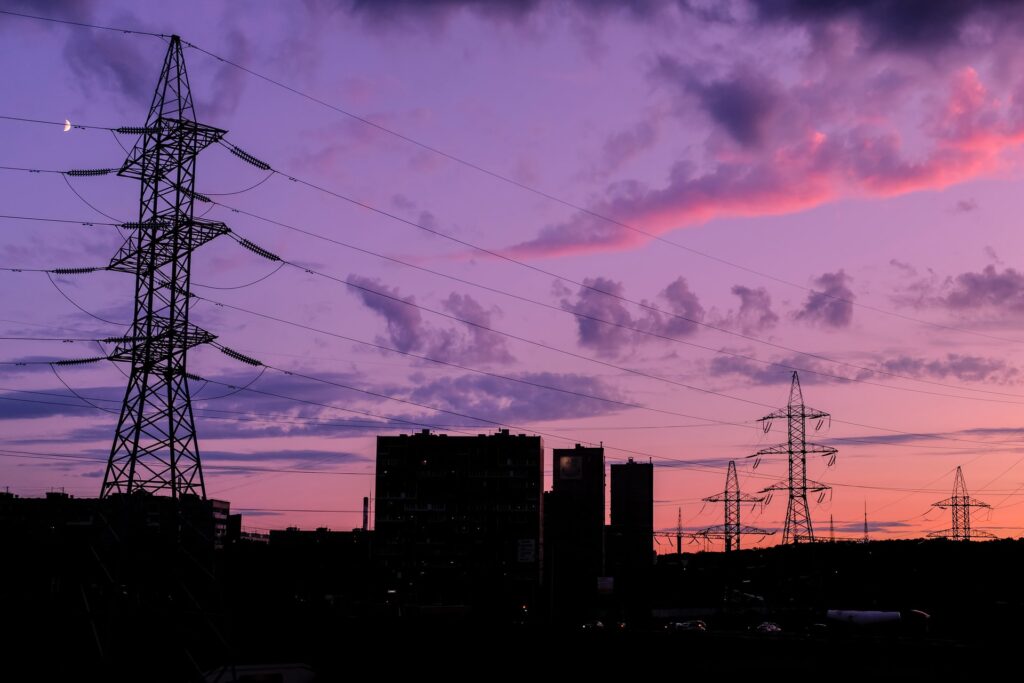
[
  {"left": 609, "top": 458, "right": 653, "bottom": 571},
  {"left": 607, "top": 458, "right": 654, "bottom": 621},
  {"left": 374, "top": 429, "right": 543, "bottom": 616},
  {"left": 544, "top": 444, "right": 605, "bottom": 620}
]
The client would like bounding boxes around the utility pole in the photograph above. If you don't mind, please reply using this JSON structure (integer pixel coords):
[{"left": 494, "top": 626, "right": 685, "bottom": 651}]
[
  {"left": 698, "top": 460, "right": 773, "bottom": 551},
  {"left": 750, "top": 372, "right": 837, "bottom": 544},
  {"left": 929, "top": 466, "right": 994, "bottom": 541},
  {"left": 101, "top": 35, "right": 227, "bottom": 499}
]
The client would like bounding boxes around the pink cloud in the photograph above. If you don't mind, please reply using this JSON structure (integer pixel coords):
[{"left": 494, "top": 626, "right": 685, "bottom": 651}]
[{"left": 507, "top": 66, "right": 1024, "bottom": 259}]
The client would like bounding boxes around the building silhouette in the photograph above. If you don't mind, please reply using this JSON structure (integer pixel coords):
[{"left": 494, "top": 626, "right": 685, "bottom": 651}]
[
  {"left": 374, "top": 429, "right": 543, "bottom": 617},
  {"left": 544, "top": 444, "right": 605, "bottom": 621},
  {"left": 607, "top": 458, "right": 654, "bottom": 621},
  {"left": 608, "top": 458, "right": 654, "bottom": 569}
]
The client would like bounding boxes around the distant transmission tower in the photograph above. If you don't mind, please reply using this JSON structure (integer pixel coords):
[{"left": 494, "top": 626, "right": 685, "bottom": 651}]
[
  {"left": 101, "top": 35, "right": 227, "bottom": 498},
  {"left": 676, "top": 507, "right": 682, "bottom": 555},
  {"left": 698, "top": 460, "right": 773, "bottom": 551},
  {"left": 750, "top": 372, "right": 837, "bottom": 544},
  {"left": 863, "top": 501, "right": 869, "bottom": 543},
  {"left": 928, "top": 466, "right": 994, "bottom": 541}
]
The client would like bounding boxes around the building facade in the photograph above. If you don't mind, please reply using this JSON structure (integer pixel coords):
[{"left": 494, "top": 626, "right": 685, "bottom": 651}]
[
  {"left": 544, "top": 444, "right": 605, "bottom": 621},
  {"left": 374, "top": 429, "right": 543, "bottom": 617}
]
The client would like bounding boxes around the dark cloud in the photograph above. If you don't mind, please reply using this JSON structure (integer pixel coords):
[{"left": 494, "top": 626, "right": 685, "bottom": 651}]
[
  {"left": 600, "top": 120, "right": 658, "bottom": 173},
  {"left": 202, "top": 449, "right": 370, "bottom": 475},
  {"left": 650, "top": 277, "right": 705, "bottom": 336},
  {"left": 654, "top": 56, "right": 778, "bottom": 147},
  {"left": 195, "top": 30, "right": 249, "bottom": 120},
  {"left": 795, "top": 270, "right": 854, "bottom": 328},
  {"left": 203, "top": 448, "right": 368, "bottom": 464},
  {"left": 560, "top": 277, "right": 635, "bottom": 357},
  {"left": 0, "top": 392, "right": 108, "bottom": 420},
  {"left": 725, "top": 285, "right": 778, "bottom": 333},
  {"left": 953, "top": 198, "right": 979, "bottom": 213},
  {"left": 64, "top": 23, "right": 152, "bottom": 105},
  {"left": 889, "top": 259, "right": 917, "bottom": 277},
  {"left": 943, "top": 265, "right": 1024, "bottom": 314},
  {"left": 826, "top": 425, "right": 1024, "bottom": 454},
  {"left": 707, "top": 354, "right": 835, "bottom": 386},
  {"left": 346, "top": 0, "right": 543, "bottom": 22},
  {"left": 347, "top": 274, "right": 424, "bottom": 352},
  {"left": 2, "top": 0, "right": 96, "bottom": 21},
  {"left": 334, "top": 0, "right": 672, "bottom": 25},
  {"left": 893, "top": 264, "right": 1024, "bottom": 319},
  {"left": 878, "top": 353, "right": 1018, "bottom": 383},
  {"left": 347, "top": 274, "right": 514, "bottom": 364},
  {"left": 749, "top": 0, "right": 1024, "bottom": 53},
  {"left": 391, "top": 194, "right": 417, "bottom": 211},
  {"left": 407, "top": 371, "right": 626, "bottom": 425},
  {"left": 832, "top": 519, "right": 915, "bottom": 534},
  {"left": 1, "top": 368, "right": 378, "bottom": 442},
  {"left": 560, "top": 276, "right": 704, "bottom": 357},
  {"left": 436, "top": 292, "right": 514, "bottom": 364}
]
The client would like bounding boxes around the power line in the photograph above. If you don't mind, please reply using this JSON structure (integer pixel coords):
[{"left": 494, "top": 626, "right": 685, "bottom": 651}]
[
  {"left": 205, "top": 194, "right": 1024, "bottom": 404},
  {"left": 196, "top": 363, "right": 1024, "bottom": 487},
  {"left": 199, "top": 295, "right": 757, "bottom": 430},
  {"left": 197, "top": 287, "right": 1024, "bottom": 457},
  {"left": 195, "top": 272, "right": 1024, "bottom": 451},
  {"left": 8, "top": 142, "right": 1024, "bottom": 406},
  {"left": 0, "top": 114, "right": 113, "bottom": 131},
  {"left": 2, "top": 370, "right": 1019, "bottom": 498},
  {"left": 0, "top": 448, "right": 373, "bottom": 477},
  {"left": 7, "top": 211, "right": 1024, "bottom": 454},
  {"left": 1, "top": 14, "right": 1021, "bottom": 348},
  {"left": 166, "top": 45, "right": 1024, "bottom": 349},
  {"left": 0, "top": 9, "right": 167, "bottom": 39},
  {"left": 0, "top": 212, "right": 119, "bottom": 227},
  {"left": 0, "top": 384, "right": 738, "bottom": 433}
]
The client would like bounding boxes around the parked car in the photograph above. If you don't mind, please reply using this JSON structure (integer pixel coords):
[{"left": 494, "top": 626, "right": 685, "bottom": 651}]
[{"left": 755, "top": 621, "right": 782, "bottom": 633}]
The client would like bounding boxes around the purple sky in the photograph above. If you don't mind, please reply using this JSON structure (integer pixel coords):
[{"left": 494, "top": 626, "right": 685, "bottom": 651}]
[{"left": 4, "top": 0, "right": 1024, "bottom": 545}]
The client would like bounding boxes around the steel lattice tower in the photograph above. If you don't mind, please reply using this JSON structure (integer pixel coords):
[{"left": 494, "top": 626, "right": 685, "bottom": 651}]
[
  {"left": 699, "top": 460, "right": 772, "bottom": 551},
  {"left": 750, "top": 372, "right": 837, "bottom": 544},
  {"left": 101, "top": 35, "right": 227, "bottom": 499},
  {"left": 928, "top": 466, "right": 994, "bottom": 541}
]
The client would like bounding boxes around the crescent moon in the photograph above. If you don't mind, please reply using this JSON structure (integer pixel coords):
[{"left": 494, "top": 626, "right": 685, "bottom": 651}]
[{"left": 63, "top": 119, "right": 71, "bottom": 132}]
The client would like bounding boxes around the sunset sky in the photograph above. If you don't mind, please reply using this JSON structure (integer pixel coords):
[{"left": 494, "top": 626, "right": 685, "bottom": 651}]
[{"left": 4, "top": 0, "right": 1024, "bottom": 547}]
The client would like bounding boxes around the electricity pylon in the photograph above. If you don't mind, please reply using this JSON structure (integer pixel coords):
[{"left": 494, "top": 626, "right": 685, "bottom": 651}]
[
  {"left": 928, "top": 466, "right": 994, "bottom": 541},
  {"left": 749, "top": 372, "right": 837, "bottom": 544},
  {"left": 101, "top": 35, "right": 227, "bottom": 499},
  {"left": 698, "top": 460, "right": 773, "bottom": 551}
]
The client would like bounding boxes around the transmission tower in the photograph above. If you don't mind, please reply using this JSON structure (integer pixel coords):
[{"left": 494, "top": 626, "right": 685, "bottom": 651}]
[
  {"left": 101, "top": 35, "right": 227, "bottom": 499},
  {"left": 928, "top": 466, "right": 994, "bottom": 541},
  {"left": 749, "top": 371, "right": 837, "bottom": 544},
  {"left": 698, "top": 460, "right": 773, "bottom": 551}
]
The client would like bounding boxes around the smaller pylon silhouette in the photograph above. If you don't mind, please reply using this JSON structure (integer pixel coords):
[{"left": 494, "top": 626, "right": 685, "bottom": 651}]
[
  {"left": 829, "top": 514, "right": 835, "bottom": 542},
  {"left": 928, "top": 466, "right": 994, "bottom": 541},
  {"left": 676, "top": 507, "right": 683, "bottom": 555},
  {"left": 698, "top": 461, "right": 774, "bottom": 551},
  {"left": 863, "top": 501, "right": 869, "bottom": 543}
]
